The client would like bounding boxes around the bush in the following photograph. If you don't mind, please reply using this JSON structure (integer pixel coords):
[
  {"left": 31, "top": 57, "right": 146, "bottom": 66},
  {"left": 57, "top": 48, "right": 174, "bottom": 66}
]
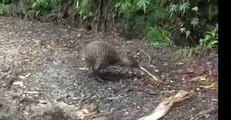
[
  {"left": 0, "top": 3, "right": 10, "bottom": 15},
  {"left": 199, "top": 24, "right": 218, "bottom": 49},
  {"left": 147, "top": 26, "right": 172, "bottom": 47},
  {"left": 0, "top": 0, "right": 217, "bottom": 50}
]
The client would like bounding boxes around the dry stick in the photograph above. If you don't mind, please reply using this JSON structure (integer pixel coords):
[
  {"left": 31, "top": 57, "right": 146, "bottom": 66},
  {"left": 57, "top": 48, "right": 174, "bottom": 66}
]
[
  {"left": 137, "top": 49, "right": 161, "bottom": 83},
  {"left": 78, "top": 67, "right": 89, "bottom": 70},
  {"left": 139, "top": 65, "right": 162, "bottom": 83}
]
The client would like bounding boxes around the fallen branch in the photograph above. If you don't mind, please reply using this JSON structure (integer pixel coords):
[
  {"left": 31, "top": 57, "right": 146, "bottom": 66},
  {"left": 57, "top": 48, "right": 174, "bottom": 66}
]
[
  {"left": 138, "top": 90, "right": 193, "bottom": 120},
  {"left": 139, "top": 65, "right": 161, "bottom": 83}
]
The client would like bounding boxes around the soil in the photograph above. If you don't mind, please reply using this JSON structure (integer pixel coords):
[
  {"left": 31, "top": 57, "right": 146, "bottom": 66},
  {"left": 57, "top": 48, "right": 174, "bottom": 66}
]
[{"left": 0, "top": 17, "right": 218, "bottom": 120}]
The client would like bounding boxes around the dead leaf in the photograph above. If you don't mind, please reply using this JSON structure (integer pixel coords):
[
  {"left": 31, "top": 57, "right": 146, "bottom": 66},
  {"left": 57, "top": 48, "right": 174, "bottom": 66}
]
[{"left": 138, "top": 90, "right": 193, "bottom": 120}]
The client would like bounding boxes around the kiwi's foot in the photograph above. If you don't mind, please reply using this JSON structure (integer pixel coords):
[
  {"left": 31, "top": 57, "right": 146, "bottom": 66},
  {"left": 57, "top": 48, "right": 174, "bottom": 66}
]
[
  {"left": 87, "top": 70, "right": 105, "bottom": 83},
  {"left": 94, "top": 75, "right": 105, "bottom": 83}
]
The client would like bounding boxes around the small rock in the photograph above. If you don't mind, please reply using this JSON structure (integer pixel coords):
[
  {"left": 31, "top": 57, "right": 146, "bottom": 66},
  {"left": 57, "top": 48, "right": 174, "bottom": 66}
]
[
  {"left": 176, "top": 62, "right": 184, "bottom": 65},
  {"left": 154, "top": 69, "right": 159, "bottom": 72},
  {"left": 124, "top": 112, "right": 129, "bottom": 115},
  {"left": 12, "top": 81, "right": 23, "bottom": 87},
  {"left": 163, "top": 62, "right": 169, "bottom": 66},
  {"left": 18, "top": 73, "right": 30, "bottom": 79}
]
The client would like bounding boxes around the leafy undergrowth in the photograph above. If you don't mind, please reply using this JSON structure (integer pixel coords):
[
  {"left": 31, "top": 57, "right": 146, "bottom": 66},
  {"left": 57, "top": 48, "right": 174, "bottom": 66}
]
[{"left": 0, "top": 17, "right": 218, "bottom": 120}]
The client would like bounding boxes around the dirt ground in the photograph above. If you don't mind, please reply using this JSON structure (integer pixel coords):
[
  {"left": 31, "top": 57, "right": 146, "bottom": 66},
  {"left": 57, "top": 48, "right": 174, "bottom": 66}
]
[{"left": 0, "top": 17, "right": 218, "bottom": 120}]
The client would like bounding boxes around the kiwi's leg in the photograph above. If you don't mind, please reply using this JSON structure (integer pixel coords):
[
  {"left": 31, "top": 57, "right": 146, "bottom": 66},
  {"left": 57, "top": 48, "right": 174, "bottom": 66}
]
[
  {"left": 92, "top": 59, "right": 105, "bottom": 82},
  {"left": 92, "top": 70, "right": 105, "bottom": 83},
  {"left": 85, "top": 61, "right": 94, "bottom": 77},
  {"left": 87, "top": 68, "right": 104, "bottom": 83},
  {"left": 93, "top": 58, "right": 102, "bottom": 71},
  {"left": 87, "top": 68, "right": 95, "bottom": 78}
]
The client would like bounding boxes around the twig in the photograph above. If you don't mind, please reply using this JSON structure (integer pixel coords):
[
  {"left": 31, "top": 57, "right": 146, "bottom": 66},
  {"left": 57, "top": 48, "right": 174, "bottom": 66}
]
[
  {"left": 77, "top": 67, "right": 89, "bottom": 70},
  {"left": 139, "top": 65, "right": 162, "bottom": 83},
  {"left": 79, "top": 93, "right": 96, "bottom": 103}
]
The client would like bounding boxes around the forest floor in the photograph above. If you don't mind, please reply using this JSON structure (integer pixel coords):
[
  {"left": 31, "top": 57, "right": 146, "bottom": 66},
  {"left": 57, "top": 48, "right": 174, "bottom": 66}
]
[{"left": 0, "top": 17, "right": 218, "bottom": 120}]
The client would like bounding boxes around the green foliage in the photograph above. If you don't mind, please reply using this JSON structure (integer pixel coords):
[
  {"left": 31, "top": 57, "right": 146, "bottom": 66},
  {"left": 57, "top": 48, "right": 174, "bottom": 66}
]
[
  {"left": 199, "top": 24, "right": 218, "bottom": 49},
  {"left": 0, "top": 3, "right": 10, "bottom": 15},
  {"left": 25, "top": 0, "right": 72, "bottom": 20},
  {"left": 28, "top": 0, "right": 94, "bottom": 20},
  {"left": 115, "top": 0, "right": 167, "bottom": 21},
  {"left": 115, "top": 0, "right": 169, "bottom": 41},
  {"left": 172, "top": 46, "right": 201, "bottom": 61},
  {"left": 0, "top": 0, "right": 11, "bottom": 4},
  {"left": 169, "top": 3, "right": 177, "bottom": 17},
  {"left": 0, "top": 0, "right": 217, "bottom": 50},
  {"left": 169, "top": 0, "right": 190, "bottom": 17},
  {"left": 173, "top": 24, "right": 218, "bottom": 60},
  {"left": 147, "top": 0, "right": 169, "bottom": 24},
  {"left": 31, "top": 0, "right": 52, "bottom": 16},
  {"left": 190, "top": 17, "right": 199, "bottom": 28},
  {"left": 166, "top": 0, "right": 218, "bottom": 47},
  {"left": 178, "top": 0, "right": 190, "bottom": 16},
  {"left": 32, "top": 0, "right": 51, "bottom": 10},
  {"left": 147, "top": 26, "right": 172, "bottom": 47},
  {"left": 168, "top": 0, "right": 199, "bottom": 29},
  {"left": 136, "top": 0, "right": 150, "bottom": 13},
  {"left": 78, "top": 0, "right": 93, "bottom": 19},
  {"left": 115, "top": 0, "right": 132, "bottom": 15}
]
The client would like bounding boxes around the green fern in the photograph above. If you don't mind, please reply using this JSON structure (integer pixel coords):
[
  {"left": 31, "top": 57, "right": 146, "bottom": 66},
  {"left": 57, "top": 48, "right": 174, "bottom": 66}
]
[
  {"left": 0, "top": 3, "right": 10, "bottom": 15},
  {"left": 148, "top": 26, "right": 172, "bottom": 47},
  {"left": 199, "top": 24, "right": 218, "bottom": 48},
  {"left": 190, "top": 17, "right": 199, "bottom": 28},
  {"left": 179, "top": 0, "right": 190, "bottom": 16},
  {"left": 115, "top": 0, "right": 132, "bottom": 14},
  {"left": 168, "top": 3, "right": 178, "bottom": 18},
  {"left": 137, "top": 0, "right": 150, "bottom": 13},
  {"left": 78, "top": 0, "right": 92, "bottom": 19}
]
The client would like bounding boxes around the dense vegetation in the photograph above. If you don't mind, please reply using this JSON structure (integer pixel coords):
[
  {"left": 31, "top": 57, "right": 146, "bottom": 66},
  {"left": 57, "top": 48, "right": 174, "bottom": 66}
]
[{"left": 0, "top": 0, "right": 218, "bottom": 48}]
